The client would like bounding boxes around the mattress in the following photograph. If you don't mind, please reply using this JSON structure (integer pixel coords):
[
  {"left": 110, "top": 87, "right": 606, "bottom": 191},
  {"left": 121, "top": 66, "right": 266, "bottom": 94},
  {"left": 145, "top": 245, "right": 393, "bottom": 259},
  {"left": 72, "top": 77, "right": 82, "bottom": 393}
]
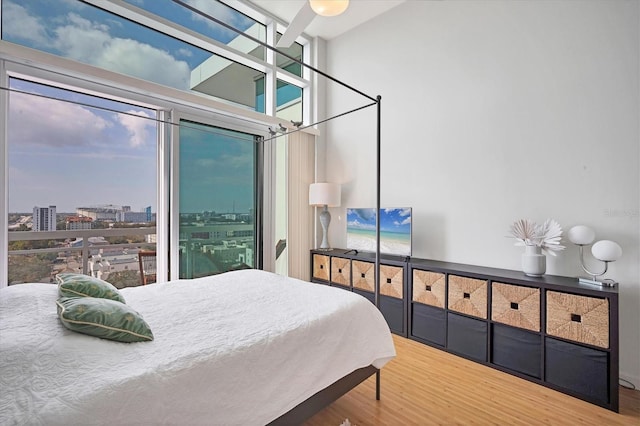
[{"left": 0, "top": 269, "right": 396, "bottom": 425}]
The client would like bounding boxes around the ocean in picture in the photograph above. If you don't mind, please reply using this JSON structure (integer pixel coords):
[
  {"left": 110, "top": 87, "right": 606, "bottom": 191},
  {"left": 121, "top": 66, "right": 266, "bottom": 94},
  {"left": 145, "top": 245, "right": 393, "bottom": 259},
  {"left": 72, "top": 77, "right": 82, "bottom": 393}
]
[{"left": 346, "top": 208, "right": 412, "bottom": 256}]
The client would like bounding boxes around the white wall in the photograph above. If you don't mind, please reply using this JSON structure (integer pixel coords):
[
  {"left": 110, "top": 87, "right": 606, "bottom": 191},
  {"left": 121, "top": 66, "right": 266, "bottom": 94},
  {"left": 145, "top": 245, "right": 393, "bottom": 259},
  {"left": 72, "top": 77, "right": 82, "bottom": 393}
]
[{"left": 322, "top": 0, "right": 640, "bottom": 387}]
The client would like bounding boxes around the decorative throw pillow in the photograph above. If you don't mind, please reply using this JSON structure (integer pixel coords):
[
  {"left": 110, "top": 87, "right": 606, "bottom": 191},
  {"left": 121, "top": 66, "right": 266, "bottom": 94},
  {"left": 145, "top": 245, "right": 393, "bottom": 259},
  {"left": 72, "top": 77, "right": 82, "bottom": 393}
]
[
  {"left": 56, "top": 273, "right": 126, "bottom": 304},
  {"left": 56, "top": 297, "right": 154, "bottom": 343}
]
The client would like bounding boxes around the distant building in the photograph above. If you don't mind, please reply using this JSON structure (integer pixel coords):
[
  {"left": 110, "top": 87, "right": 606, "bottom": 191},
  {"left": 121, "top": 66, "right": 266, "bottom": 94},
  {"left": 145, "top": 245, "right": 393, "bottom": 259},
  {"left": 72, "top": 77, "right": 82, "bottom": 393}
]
[
  {"left": 115, "top": 210, "right": 156, "bottom": 223},
  {"left": 76, "top": 206, "right": 119, "bottom": 221},
  {"left": 77, "top": 205, "right": 155, "bottom": 223},
  {"left": 76, "top": 204, "right": 156, "bottom": 223},
  {"left": 66, "top": 216, "right": 93, "bottom": 230},
  {"left": 33, "top": 205, "right": 56, "bottom": 231}
]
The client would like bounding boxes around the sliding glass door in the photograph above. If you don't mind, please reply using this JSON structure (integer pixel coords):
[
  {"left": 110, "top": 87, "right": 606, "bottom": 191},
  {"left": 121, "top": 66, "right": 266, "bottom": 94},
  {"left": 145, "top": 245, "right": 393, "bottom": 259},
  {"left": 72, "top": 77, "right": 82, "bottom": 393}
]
[{"left": 177, "top": 120, "right": 260, "bottom": 279}]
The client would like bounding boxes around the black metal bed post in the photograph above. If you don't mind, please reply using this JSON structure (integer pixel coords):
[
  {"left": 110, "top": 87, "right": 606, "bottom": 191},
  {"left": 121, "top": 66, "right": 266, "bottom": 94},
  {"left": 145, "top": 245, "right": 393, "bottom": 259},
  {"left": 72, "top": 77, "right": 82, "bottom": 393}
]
[
  {"left": 375, "top": 95, "right": 382, "bottom": 401},
  {"left": 173, "top": 0, "right": 385, "bottom": 404}
]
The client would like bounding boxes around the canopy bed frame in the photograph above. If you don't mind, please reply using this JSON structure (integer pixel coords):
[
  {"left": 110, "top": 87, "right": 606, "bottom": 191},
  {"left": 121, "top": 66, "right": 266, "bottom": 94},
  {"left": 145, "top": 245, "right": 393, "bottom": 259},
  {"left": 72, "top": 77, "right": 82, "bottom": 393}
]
[
  {"left": 174, "top": 0, "right": 386, "bottom": 420},
  {"left": 0, "top": 0, "right": 388, "bottom": 423}
]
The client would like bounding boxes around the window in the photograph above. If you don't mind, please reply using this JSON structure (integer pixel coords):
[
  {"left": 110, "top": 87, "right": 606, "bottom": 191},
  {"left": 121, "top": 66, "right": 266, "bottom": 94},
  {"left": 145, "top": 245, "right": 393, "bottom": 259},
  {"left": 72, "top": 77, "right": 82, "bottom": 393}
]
[
  {"left": 0, "top": 0, "right": 314, "bottom": 284},
  {"left": 7, "top": 78, "right": 157, "bottom": 286},
  {"left": 178, "top": 120, "right": 259, "bottom": 278},
  {"left": 1, "top": 0, "right": 266, "bottom": 112},
  {"left": 122, "top": 0, "right": 267, "bottom": 61}
]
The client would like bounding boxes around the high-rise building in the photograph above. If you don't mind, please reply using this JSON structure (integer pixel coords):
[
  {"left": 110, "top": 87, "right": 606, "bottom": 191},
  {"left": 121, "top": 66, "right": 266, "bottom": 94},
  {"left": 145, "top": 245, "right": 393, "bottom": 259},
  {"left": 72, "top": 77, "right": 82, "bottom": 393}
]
[{"left": 33, "top": 205, "right": 56, "bottom": 231}]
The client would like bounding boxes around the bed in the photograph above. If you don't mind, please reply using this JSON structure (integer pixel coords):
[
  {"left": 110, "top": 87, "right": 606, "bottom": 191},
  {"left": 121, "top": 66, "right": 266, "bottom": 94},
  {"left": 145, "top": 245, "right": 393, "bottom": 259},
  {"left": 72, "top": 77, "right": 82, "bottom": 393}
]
[{"left": 0, "top": 269, "right": 396, "bottom": 425}]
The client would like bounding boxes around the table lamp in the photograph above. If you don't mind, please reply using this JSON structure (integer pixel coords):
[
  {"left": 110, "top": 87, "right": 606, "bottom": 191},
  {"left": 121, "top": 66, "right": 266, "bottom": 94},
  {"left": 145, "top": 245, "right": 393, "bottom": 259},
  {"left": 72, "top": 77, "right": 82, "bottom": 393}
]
[
  {"left": 309, "top": 183, "right": 341, "bottom": 250},
  {"left": 567, "top": 225, "right": 622, "bottom": 286}
]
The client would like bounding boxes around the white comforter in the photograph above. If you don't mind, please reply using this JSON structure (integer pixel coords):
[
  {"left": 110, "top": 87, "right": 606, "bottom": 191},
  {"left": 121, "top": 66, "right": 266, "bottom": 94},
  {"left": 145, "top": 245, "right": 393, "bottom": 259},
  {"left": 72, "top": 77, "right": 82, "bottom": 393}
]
[{"left": 0, "top": 270, "right": 395, "bottom": 426}]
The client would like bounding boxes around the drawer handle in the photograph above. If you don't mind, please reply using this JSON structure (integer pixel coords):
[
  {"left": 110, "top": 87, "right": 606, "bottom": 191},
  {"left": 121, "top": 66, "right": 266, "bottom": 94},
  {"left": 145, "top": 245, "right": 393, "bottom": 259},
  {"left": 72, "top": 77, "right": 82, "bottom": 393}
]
[
  {"left": 386, "top": 278, "right": 392, "bottom": 284},
  {"left": 463, "top": 292, "right": 470, "bottom": 299},
  {"left": 320, "top": 265, "right": 324, "bottom": 269},
  {"left": 338, "top": 268, "right": 342, "bottom": 273},
  {"left": 425, "top": 285, "right": 432, "bottom": 291},
  {"left": 361, "top": 273, "right": 366, "bottom": 278},
  {"left": 510, "top": 302, "right": 519, "bottom": 310},
  {"left": 571, "top": 314, "right": 582, "bottom": 323}
]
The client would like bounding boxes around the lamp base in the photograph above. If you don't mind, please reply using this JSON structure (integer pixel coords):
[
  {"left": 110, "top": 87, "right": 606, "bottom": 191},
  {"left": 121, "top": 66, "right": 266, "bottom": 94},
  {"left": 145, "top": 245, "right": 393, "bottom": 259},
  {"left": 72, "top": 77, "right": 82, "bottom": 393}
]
[
  {"left": 577, "top": 276, "right": 618, "bottom": 287},
  {"left": 318, "top": 206, "right": 332, "bottom": 251}
]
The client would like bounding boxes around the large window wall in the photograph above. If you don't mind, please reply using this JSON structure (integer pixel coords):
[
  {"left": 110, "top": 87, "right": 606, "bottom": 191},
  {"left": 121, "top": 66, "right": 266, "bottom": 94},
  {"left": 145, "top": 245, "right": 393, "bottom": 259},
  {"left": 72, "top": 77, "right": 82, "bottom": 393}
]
[
  {"left": 0, "top": 0, "right": 315, "bottom": 285},
  {"left": 1, "top": 0, "right": 307, "bottom": 119}
]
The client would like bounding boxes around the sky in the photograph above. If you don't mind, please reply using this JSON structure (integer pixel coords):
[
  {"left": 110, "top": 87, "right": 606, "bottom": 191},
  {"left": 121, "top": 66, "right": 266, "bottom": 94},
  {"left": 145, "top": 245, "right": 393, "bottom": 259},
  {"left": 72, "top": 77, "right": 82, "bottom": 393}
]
[
  {"left": 4, "top": 0, "right": 258, "bottom": 214},
  {"left": 347, "top": 208, "right": 412, "bottom": 234},
  {"left": 8, "top": 79, "right": 157, "bottom": 213}
]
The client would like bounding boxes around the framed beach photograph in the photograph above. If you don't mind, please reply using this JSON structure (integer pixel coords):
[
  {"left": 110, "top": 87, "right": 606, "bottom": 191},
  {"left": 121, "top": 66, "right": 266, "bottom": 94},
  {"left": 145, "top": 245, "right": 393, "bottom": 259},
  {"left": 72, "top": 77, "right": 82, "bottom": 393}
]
[{"left": 346, "top": 208, "right": 412, "bottom": 257}]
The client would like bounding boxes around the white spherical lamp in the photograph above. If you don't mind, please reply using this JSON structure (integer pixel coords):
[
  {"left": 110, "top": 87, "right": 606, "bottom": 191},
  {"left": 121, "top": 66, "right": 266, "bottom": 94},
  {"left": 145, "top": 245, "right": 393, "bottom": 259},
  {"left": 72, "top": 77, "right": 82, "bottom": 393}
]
[
  {"left": 567, "top": 225, "right": 595, "bottom": 245},
  {"left": 591, "top": 240, "right": 622, "bottom": 262},
  {"left": 568, "top": 225, "right": 622, "bottom": 287}
]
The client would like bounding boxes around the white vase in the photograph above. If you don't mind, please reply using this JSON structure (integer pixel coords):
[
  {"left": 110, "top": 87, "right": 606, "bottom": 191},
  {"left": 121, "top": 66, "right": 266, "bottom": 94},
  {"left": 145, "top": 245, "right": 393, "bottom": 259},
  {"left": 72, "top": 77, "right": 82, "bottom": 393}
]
[{"left": 522, "top": 245, "right": 546, "bottom": 277}]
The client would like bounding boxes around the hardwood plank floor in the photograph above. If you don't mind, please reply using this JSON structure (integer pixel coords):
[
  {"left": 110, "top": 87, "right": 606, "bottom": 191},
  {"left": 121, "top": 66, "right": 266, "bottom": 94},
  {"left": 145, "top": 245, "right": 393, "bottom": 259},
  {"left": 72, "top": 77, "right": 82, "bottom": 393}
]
[{"left": 305, "top": 335, "right": 640, "bottom": 425}]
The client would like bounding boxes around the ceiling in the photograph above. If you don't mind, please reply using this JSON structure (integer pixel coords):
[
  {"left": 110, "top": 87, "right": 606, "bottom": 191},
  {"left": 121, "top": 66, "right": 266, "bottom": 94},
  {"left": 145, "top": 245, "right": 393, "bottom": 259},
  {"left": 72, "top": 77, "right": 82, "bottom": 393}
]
[{"left": 246, "top": 0, "right": 406, "bottom": 41}]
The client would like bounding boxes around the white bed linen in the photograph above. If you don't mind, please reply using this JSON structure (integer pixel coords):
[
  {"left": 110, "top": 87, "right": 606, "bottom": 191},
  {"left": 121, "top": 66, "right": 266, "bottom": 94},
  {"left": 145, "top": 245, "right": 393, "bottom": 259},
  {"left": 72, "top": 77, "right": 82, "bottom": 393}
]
[{"left": 0, "top": 269, "right": 395, "bottom": 426}]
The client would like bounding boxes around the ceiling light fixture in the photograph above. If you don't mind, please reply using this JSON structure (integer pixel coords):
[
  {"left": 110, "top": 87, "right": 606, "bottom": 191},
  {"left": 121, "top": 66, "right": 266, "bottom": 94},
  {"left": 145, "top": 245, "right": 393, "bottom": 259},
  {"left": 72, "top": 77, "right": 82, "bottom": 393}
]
[{"left": 309, "top": 0, "right": 349, "bottom": 17}]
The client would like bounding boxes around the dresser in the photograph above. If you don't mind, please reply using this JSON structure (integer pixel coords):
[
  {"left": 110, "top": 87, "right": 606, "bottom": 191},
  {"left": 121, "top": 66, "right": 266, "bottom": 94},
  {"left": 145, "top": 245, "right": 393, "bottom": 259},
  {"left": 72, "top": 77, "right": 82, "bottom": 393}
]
[
  {"left": 310, "top": 249, "right": 408, "bottom": 336},
  {"left": 310, "top": 250, "right": 619, "bottom": 412}
]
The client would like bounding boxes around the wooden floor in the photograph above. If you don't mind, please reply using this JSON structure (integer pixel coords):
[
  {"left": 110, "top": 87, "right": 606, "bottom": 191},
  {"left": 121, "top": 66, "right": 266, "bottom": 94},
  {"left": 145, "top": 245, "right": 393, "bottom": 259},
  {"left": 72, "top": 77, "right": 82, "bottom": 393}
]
[{"left": 305, "top": 335, "right": 640, "bottom": 426}]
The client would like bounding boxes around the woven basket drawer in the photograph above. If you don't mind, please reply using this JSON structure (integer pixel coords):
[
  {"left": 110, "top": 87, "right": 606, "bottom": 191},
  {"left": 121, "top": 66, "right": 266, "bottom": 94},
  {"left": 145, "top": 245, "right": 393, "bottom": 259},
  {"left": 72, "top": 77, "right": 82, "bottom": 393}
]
[
  {"left": 352, "top": 260, "right": 374, "bottom": 292},
  {"left": 412, "top": 270, "right": 446, "bottom": 308},
  {"left": 380, "top": 265, "right": 403, "bottom": 299},
  {"left": 330, "top": 257, "right": 350, "bottom": 286},
  {"left": 351, "top": 262, "right": 403, "bottom": 298},
  {"left": 546, "top": 291, "right": 609, "bottom": 348},
  {"left": 312, "top": 254, "right": 330, "bottom": 281},
  {"left": 491, "top": 282, "right": 540, "bottom": 332},
  {"left": 448, "top": 275, "right": 488, "bottom": 319}
]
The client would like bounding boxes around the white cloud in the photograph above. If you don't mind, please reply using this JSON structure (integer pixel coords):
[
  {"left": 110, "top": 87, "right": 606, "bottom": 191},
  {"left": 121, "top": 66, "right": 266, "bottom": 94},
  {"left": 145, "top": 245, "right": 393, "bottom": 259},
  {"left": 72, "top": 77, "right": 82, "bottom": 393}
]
[
  {"left": 51, "top": 13, "right": 191, "bottom": 90},
  {"left": 2, "top": 2, "right": 50, "bottom": 46},
  {"left": 5, "top": 4, "right": 192, "bottom": 91},
  {"left": 8, "top": 91, "right": 110, "bottom": 147},
  {"left": 185, "top": 0, "right": 250, "bottom": 34},
  {"left": 177, "top": 48, "right": 194, "bottom": 58},
  {"left": 95, "top": 38, "right": 191, "bottom": 89},
  {"left": 348, "top": 220, "right": 375, "bottom": 230},
  {"left": 117, "top": 110, "right": 155, "bottom": 148}
]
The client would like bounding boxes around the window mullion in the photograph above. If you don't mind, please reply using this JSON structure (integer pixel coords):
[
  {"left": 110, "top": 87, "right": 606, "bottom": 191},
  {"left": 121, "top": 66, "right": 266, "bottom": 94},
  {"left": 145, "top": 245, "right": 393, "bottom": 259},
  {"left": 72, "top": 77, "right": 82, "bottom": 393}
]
[
  {"left": 265, "top": 22, "right": 277, "bottom": 117},
  {"left": 0, "top": 59, "right": 8, "bottom": 287}
]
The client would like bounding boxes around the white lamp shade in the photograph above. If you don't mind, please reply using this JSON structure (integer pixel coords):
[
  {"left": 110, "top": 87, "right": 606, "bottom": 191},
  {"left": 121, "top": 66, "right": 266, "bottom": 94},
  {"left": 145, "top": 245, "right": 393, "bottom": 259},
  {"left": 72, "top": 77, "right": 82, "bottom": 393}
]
[
  {"left": 310, "top": 0, "right": 349, "bottom": 17},
  {"left": 591, "top": 240, "right": 622, "bottom": 262},
  {"left": 567, "top": 225, "right": 596, "bottom": 245},
  {"left": 309, "top": 183, "right": 341, "bottom": 207}
]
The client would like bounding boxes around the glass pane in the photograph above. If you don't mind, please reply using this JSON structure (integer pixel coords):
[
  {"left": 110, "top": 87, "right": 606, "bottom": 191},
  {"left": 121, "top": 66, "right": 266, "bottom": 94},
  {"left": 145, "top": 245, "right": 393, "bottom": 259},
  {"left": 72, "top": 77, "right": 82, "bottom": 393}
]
[
  {"left": 1, "top": 0, "right": 265, "bottom": 112},
  {"left": 276, "top": 33, "right": 303, "bottom": 77},
  {"left": 276, "top": 79, "right": 303, "bottom": 123},
  {"left": 178, "top": 120, "right": 257, "bottom": 279},
  {"left": 7, "top": 78, "right": 157, "bottom": 287},
  {"left": 122, "top": 0, "right": 266, "bottom": 61}
]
